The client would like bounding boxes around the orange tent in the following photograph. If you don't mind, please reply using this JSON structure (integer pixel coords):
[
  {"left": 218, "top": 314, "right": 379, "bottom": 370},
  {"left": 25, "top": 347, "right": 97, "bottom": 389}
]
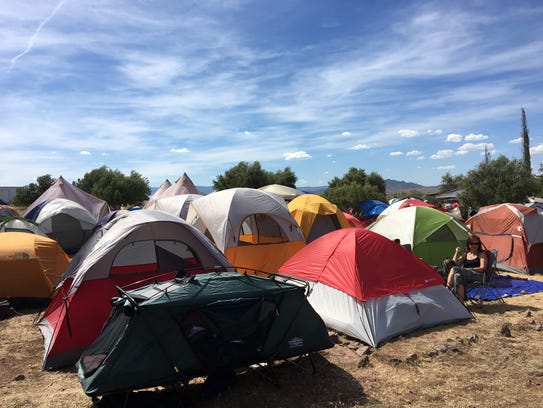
[
  {"left": 0, "top": 232, "right": 70, "bottom": 299},
  {"left": 465, "top": 203, "right": 543, "bottom": 274}
]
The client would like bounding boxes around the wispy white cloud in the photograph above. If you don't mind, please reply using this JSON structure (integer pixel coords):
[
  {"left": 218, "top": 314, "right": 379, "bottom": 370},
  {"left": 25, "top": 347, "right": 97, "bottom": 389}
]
[
  {"left": 406, "top": 150, "right": 422, "bottom": 156},
  {"left": 431, "top": 150, "right": 455, "bottom": 159},
  {"left": 398, "top": 129, "right": 419, "bottom": 138},
  {"left": 7, "top": 0, "right": 68, "bottom": 73},
  {"left": 284, "top": 151, "right": 312, "bottom": 160},
  {"left": 80, "top": 150, "right": 91, "bottom": 156},
  {"left": 457, "top": 142, "right": 494, "bottom": 154},
  {"left": 1, "top": 1, "right": 543, "bottom": 187},
  {"left": 464, "top": 133, "right": 489, "bottom": 141},
  {"left": 351, "top": 144, "right": 370, "bottom": 150},
  {"left": 437, "top": 165, "right": 456, "bottom": 170},
  {"left": 390, "top": 151, "right": 403, "bottom": 156},
  {"left": 530, "top": 144, "right": 543, "bottom": 154},
  {"left": 170, "top": 148, "right": 190, "bottom": 153},
  {"left": 447, "top": 133, "right": 463, "bottom": 142}
]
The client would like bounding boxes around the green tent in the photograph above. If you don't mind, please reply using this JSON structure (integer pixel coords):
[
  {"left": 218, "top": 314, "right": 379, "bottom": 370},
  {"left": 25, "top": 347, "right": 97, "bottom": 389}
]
[
  {"left": 77, "top": 272, "right": 332, "bottom": 397},
  {"left": 368, "top": 206, "right": 472, "bottom": 267}
]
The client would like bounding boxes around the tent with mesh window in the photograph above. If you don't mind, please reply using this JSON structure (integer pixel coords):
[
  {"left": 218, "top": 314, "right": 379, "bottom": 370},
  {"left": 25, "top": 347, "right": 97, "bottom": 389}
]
[
  {"left": 287, "top": 194, "right": 350, "bottom": 243},
  {"left": 367, "top": 206, "right": 472, "bottom": 268},
  {"left": 77, "top": 272, "right": 332, "bottom": 397},
  {"left": 185, "top": 188, "right": 305, "bottom": 275},
  {"left": 38, "top": 210, "right": 233, "bottom": 370}
]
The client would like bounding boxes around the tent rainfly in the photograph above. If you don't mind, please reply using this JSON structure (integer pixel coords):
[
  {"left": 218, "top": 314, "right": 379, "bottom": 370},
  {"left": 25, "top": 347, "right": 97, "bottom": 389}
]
[{"left": 278, "top": 228, "right": 472, "bottom": 347}]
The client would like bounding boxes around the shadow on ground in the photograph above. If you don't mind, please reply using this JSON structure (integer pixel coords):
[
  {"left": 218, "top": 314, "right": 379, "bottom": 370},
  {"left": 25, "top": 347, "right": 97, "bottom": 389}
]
[{"left": 91, "top": 353, "right": 370, "bottom": 408}]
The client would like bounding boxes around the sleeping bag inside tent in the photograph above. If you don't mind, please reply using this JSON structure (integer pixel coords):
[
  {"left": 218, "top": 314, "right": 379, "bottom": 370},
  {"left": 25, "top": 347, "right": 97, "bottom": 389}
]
[{"left": 77, "top": 271, "right": 333, "bottom": 397}]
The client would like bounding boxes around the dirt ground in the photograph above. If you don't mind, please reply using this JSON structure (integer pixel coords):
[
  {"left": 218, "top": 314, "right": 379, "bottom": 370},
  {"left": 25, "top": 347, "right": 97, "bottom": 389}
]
[{"left": 1, "top": 274, "right": 543, "bottom": 408}]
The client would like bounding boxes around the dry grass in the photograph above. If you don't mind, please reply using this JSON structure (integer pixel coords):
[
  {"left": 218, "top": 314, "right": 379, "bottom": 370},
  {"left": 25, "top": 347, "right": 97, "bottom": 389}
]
[{"left": 2, "top": 274, "right": 543, "bottom": 408}]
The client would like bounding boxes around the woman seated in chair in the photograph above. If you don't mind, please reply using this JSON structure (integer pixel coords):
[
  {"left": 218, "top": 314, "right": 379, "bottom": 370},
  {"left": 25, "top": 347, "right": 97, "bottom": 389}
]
[{"left": 445, "top": 235, "right": 487, "bottom": 302}]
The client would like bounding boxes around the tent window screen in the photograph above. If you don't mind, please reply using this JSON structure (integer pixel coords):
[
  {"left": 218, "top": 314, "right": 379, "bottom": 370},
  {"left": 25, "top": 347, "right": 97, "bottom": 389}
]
[
  {"left": 155, "top": 240, "right": 202, "bottom": 273},
  {"left": 307, "top": 214, "right": 340, "bottom": 242},
  {"left": 426, "top": 225, "right": 456, "bottom": 242},
  {"left": 110, "top": 240, "right": 202, "bottom": 275},
  {"left": 238, "top": 214, "right": 289, "bottom": 245}
]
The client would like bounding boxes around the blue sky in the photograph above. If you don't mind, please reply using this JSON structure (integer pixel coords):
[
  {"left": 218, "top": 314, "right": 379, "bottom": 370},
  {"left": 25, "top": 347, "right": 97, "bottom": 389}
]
[{"left": 2, "top": 0, "right": 543, "bottom": 188}]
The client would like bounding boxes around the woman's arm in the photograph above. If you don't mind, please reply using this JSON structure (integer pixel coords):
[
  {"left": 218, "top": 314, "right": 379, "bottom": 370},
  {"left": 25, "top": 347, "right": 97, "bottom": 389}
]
[{"left": 452, "top": 247, "right": 465, "bottom": 264}]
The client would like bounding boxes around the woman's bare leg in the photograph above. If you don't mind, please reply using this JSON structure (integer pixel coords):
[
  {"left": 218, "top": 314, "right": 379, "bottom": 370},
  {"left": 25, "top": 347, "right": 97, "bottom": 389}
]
[
  {"left": 456, "top": 283, "right": 465, "bottom": 302},
  {"left": 446, "top": 270, "right": 455, "bottom": 289}
]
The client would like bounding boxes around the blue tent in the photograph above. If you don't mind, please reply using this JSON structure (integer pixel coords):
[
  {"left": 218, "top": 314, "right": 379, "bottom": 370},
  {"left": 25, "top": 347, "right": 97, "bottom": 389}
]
[{"left": 360, "top": 200, "right": 388, "bottom": 217}]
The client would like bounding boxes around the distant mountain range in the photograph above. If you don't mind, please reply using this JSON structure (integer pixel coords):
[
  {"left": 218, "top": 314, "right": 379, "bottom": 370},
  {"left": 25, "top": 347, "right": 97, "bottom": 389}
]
[
  {"left": 384, "top": 179, "right": 440, "bottom": 194},
  {"left": 187, "top": 179, "right": 439, "bottom": 196}
]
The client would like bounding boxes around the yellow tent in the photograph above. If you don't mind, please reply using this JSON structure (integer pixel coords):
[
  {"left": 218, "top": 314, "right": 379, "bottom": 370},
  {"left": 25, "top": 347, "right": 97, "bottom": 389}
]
[
  {"left": 288, "top": 194, "right": 350, "bottom": 242},
  {"left": 0, "top": 232, "right": 70, "bottom": 299}
]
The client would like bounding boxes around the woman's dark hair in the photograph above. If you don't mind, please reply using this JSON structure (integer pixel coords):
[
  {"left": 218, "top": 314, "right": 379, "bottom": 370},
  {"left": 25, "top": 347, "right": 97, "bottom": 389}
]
[{"left": 466, "top": 234, "right": 482, "bottom": 251}]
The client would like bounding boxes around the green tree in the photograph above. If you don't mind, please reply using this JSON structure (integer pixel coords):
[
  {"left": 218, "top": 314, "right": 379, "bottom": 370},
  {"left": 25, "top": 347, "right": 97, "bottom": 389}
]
[
  {"left": 323, "top": 168, "right": 387, "bottom": 211},
  {"left": 75, "top": 166, "right": 150, "bottom": 209},
  {"left": 213, "top": 161, "right": 297, "bottom": 190},
  {"left": 460, "top": 155, "right": 537, "bottom": 212},
  {"left": 11, "top": 174, "right": 55, "bottom": 207},
  {"left": 439, "top": 172, "right": 464, "bottom": 193},
  {"left": 521, "top": 107, "right": 531, "bottom": 173},
  {"left": 273, "top": 167, "right": 297, "bottom": 187}
]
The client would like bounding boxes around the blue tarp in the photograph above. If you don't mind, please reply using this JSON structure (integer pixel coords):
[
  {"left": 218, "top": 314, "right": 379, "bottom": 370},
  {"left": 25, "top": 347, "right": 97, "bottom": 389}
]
[
  {"left": 360, "top": 200, "right": 388, "bottom": 217},
  {"left": 467, "top": 275, "right": 543, "bottom": 301}
]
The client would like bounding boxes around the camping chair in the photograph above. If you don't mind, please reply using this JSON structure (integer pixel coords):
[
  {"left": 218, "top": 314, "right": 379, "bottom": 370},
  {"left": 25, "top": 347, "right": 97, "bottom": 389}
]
[{"left": 466, "top": 249, "right": 505, "bottom": 306}]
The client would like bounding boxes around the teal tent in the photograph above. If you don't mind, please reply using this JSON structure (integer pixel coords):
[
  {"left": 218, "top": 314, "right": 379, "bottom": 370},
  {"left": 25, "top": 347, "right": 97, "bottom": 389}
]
[{"left": 77, "top": 272, "right": 332, "bottom": 397}]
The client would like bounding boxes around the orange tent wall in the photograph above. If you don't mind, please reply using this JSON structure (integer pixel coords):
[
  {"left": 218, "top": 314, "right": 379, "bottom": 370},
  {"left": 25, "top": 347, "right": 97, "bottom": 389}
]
[
  {"left": 225, "top": 241, "right": 305, "bottom": 275},
  {"left": 0, "top": 233, "right": 70, "bottom": 299}
]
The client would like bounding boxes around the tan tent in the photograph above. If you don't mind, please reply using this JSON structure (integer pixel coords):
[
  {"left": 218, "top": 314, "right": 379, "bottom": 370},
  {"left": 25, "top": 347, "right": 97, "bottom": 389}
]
[
  {"left": 258, "top": 184, "right": 304, "bottom": 202},
  {"left": 143, "top": 179, "right": 171, "bottom": 209},
  {"left": 145, "top": 193, "right": 203, "bottom": 219},
  {"left": 22, "top": 176, "right": 110, "bottom": 220},
  {"left": 145, "top": 173, "right": 203, "bottom": 209},
  {"left": 288, "top": 194, "right": 350, "bottom": 242},
  {"left": 0, "top": 232, "right": 70, "bottom": 299},
  {"left": 159, "top": 173, "right": 203, "bottom": 197},
  {"left": 186, "top": 188, "right": 305, "bottom": 275}
]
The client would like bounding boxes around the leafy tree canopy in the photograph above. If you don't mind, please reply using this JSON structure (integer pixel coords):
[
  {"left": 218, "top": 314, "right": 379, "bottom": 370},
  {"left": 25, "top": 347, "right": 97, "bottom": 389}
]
[
  {"left": 213, "top": 161, "right": 297, "bottom": 191},
  {"left": 439, "top": 172, "right": 465, "bottom": 194},
  {"left": 75, "top": 166, "right": 150, "bottom": 209},
  {"left": 459, "top": 155, "right": 537, "bottom": 212},
  {"left": 323, "top": 168, "right": 387, "bottom": 211},
  {"left": 12, "top": 174, "right": 55, "bottom": 207}
]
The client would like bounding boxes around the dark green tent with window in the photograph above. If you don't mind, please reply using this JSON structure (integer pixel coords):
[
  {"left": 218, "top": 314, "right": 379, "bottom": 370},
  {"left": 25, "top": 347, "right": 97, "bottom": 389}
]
[{"left": 77, "top": 271, "right": 333, "bottom": 397}]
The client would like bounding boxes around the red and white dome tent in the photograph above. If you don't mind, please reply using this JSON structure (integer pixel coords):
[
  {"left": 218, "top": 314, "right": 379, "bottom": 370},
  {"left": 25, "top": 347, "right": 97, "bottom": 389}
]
[{"left": 278, "top": 228, "right": 471, "bottom": 347}]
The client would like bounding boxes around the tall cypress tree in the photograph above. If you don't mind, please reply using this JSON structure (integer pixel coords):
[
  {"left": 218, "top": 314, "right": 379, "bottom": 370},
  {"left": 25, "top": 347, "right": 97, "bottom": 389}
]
[{"left": 521, "top": 107, "right": 531, "bottom": 173}]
